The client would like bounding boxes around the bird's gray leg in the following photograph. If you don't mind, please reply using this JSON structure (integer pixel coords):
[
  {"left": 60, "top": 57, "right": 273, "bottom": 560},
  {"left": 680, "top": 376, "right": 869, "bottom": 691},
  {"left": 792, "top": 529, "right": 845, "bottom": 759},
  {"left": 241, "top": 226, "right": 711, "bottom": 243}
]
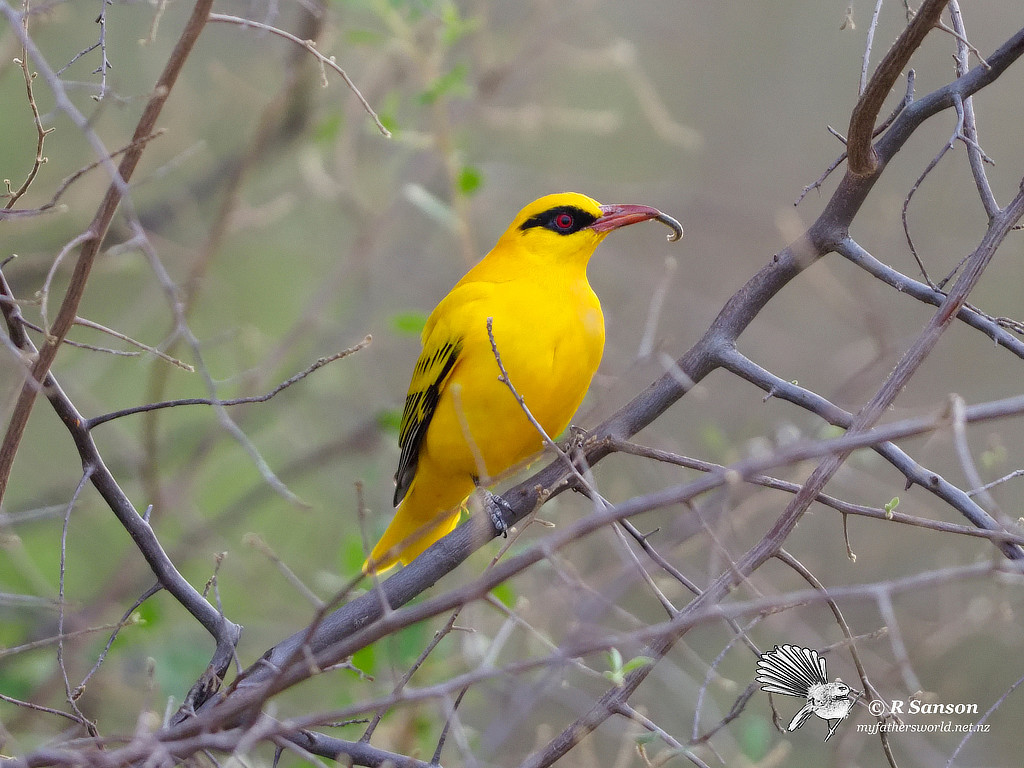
[{"left": 482, "top": 489, "right": 513, "bottom": 538}]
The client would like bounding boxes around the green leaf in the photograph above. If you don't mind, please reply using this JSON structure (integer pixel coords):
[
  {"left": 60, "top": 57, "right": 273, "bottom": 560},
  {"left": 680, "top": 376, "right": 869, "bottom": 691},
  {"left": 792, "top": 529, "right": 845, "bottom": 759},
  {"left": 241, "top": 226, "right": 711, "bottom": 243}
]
[
  {"left": 377, "top": 408, "right": 403, "bottom": 434},
  {"left": 439, "top": 3, "right": 480, "bottom": 45},
  {"left": 603, "top": 648, "right": 626, "bottom": 685},
  {"left": 620, "top": 655, "right": 655, "bottom": 675},
  {"left": 884, "top": 496, "right": 899, "bottom": 519},
  {"left": 981, "top": 443, "right": 1007, "bottom": 470},
  {"left": 699, "top": 423, "right": 729, "bottom": 458},
  {"left": 313, "top": 113, "right": 343, "bottom": 144},
  {"left": 135, "top": 596, "right": 162, "bottom": 627},
  {"left": 457, "top": 165, "right": 483, "bottom": 197},
  {"left": 390, "top": 311, "right": 427, "bottom": 336},
  {"left": 489, "top": 581, "right": 516, "bottom": 609},
  {"left": 352, "top": 644, "right": 376, "bottom": 677},
  {"left": 419, "top": 63, "right": 470, "bottom": 105}
]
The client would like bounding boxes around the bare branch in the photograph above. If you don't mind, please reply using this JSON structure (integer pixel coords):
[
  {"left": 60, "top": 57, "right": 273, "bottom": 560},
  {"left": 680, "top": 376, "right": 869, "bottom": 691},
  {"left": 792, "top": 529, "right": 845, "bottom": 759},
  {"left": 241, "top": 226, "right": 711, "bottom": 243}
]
[
  {"left": 207, "top": 12, "right": 391, "bottom": 138},
  {"left": 0, "top": 0, "right": 218, "bottom": 506},
  {"left": 3, "top": 7, "right": 54, "bottom": 210},
  {"left": 847, "top": 0, "right": 947, "bottom": 175},
  {"left": 86, "top": 337, "right": 372, "bottom": 428}
]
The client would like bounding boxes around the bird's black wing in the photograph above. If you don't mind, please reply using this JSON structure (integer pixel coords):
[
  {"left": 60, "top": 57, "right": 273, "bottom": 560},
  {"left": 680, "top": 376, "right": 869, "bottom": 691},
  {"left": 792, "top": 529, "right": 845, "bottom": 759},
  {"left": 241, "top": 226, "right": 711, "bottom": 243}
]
[
  {"left": 756, "top": 645, "right": 828, "bottom": 699},
  {"left": 393, "top": 337, "right": 463, "bottom": 506}
]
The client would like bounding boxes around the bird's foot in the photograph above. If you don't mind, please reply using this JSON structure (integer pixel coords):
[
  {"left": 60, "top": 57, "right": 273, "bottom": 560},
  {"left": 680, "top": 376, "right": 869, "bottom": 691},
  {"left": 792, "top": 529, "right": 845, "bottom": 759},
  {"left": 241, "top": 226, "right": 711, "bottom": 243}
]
[
  {"left": 482, "top": 490, "right": 514, "bottom": 538},
  {"left": 565, "top": 424, "right": 589, "bottom": 451}
]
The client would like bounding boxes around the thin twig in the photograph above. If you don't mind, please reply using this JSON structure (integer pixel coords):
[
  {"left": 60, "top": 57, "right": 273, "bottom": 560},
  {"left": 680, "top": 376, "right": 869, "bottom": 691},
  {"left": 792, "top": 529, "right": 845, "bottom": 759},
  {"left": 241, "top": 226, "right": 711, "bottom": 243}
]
[
  {"left": 87, "top": 337, "right": 371, "bottom": 428},
  {"left": 4, "top": 2, "right": 54, "bottom": 210},
  {"left": 485, "top": 317, "right": 590, "bottom": 492},
  {"left": 945, "top": 671, "right": 1024, "bottom": 768},
  {"left": 245, "top": 534, "right": 324, "bottom": 609},
  {"left": 775, "top": 549, "right": 895, "bottom": 765},
  {"left": 948, "top": 0, "right": 999, "bottom": 218},
  {"left": 75, "top": 583, "right": 161, "bottom": 696},
  {"left": 860, "top": 0, "right": 885, "bottom": 95},
  {"left": 213, "top": 560, "right": 1023, "bottom": 749},
  {"left": 207, "top": 13, "right": 391, "bottom": 138},
  {"left": 901, "top": 95, "right": 964, "bottom": 287},
  {"left": 0, "top": 693, "right": 89, "bottom": 727},
  {"left": 0, "top": 129, "right": 165, "bottom": 221},
  {"left": 57, "top": 469, "right": 97, "bottom": 734}
]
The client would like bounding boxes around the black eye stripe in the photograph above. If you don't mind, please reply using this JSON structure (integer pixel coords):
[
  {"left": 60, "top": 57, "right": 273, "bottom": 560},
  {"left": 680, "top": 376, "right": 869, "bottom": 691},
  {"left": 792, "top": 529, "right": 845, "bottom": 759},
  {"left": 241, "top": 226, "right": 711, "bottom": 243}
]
[{"left": 519, "top": 205, "right": 598, "bottom": 236}]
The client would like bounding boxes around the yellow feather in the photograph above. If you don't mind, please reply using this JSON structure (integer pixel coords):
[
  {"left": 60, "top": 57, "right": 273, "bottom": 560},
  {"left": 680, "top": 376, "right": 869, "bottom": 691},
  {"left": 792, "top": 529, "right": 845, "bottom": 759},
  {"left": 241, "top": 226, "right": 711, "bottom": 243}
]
[{"left": 364, "top": 192, "right": 678, "bottom": 572}]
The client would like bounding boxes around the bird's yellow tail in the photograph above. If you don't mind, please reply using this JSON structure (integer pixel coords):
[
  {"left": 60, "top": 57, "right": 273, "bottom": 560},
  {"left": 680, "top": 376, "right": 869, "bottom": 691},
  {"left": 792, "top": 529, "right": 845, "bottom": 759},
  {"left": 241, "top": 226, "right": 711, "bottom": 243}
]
[{"left": 362, "top": 479, "right": 466, "bottom": 574}]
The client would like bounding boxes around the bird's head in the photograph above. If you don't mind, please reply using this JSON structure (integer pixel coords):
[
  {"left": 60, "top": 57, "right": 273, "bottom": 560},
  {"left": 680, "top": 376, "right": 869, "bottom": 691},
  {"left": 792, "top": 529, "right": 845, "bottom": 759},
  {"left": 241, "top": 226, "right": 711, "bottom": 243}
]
[{"left": 497, "top": 192, "right": 682, "bottom": 267}]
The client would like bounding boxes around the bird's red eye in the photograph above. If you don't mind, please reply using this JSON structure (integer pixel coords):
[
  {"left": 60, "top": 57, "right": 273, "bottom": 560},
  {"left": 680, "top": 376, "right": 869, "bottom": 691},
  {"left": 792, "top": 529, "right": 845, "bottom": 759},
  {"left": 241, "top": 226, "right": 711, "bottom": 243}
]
[{"left": 555, "top": 213, "right": 574, "bottom": 230}]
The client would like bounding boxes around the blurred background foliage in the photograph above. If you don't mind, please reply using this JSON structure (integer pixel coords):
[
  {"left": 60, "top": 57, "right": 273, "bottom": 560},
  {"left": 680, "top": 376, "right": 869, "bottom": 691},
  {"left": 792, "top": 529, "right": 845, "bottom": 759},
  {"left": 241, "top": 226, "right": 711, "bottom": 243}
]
[{"left": 2, "top": 0, "right": 1023, "bottom": 765}]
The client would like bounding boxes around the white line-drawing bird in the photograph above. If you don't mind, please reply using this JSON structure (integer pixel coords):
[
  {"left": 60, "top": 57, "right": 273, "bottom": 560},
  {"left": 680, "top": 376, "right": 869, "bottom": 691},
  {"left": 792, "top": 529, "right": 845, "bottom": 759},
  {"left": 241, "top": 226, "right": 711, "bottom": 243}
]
[{"left": 756, "top": 644, "right": 860, "bottom": 741}]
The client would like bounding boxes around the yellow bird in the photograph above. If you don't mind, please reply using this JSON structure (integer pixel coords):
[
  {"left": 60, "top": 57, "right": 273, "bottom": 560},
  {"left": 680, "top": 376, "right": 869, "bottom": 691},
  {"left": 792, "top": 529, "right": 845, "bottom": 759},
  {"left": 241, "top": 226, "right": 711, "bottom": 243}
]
[{"left": 365, "top": 192, "right": 682, "bottom": 572}]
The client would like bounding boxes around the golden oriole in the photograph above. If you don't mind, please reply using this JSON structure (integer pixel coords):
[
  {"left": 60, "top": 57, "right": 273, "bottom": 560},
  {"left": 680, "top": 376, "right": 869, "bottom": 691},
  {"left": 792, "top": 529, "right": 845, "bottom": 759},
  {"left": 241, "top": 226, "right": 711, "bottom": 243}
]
[{"left": 365, "top": 192, "right": 682, "bottom": 572}]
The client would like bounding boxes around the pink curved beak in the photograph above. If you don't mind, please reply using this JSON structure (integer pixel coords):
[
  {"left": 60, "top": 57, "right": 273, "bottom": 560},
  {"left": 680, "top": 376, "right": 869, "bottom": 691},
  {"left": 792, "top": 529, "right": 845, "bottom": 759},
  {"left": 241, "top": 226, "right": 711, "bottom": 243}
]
[{"left": 589, "top": 204, "right": 683, "bottom": 242}]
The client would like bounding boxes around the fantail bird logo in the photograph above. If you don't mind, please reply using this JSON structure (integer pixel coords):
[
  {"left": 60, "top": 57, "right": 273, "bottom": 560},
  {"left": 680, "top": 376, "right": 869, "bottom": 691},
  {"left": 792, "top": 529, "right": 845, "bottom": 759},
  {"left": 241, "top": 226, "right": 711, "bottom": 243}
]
[{"left": 756, "top": 644, "right": 860, "bottom": 741}]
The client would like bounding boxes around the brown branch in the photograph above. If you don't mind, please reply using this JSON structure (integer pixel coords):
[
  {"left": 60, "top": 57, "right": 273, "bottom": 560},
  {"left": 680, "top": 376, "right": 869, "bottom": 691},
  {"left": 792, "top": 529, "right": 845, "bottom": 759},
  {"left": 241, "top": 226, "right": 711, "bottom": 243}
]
[
  {"left": 138, "top": 3, "right": 334, "bottom": 511},
  {"left": 162, "top": 556, "right": 1020, "bottom": 766},
  {"left": 847, "top": 0, "right": 947, "bottom": 175},
  {"left": 0, "top": 0, "right": 216, "bottom": 506},
  {"left": 774, "top": 550, "right": 895, "bottom": 762},
  {"left": 608, "top": 436, "right": 1024, "bottom": 548},
  {"left": 0, "top": 692, "right": 88, "bottom": 729},
  {"left": 3, "top": 8, "right": 54, "bottom": 210},
  {"left": 284, "top": 731, "right": 434, "bottom": 768},
  {"left": 6, "top": 6, "right": 1024, "bottom": 767},
  {"left": 1, "top": 304, "right": 187, "bottom": 361},
  {"left": 518, "top": 29, "right": 1024, "bottom": 765}
]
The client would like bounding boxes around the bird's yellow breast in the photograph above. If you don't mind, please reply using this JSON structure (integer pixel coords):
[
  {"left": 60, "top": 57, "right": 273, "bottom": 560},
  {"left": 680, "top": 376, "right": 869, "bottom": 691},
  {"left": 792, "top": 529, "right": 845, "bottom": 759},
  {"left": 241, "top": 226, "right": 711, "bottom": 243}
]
[{"left": 419, "top": 268, "right": 604, "bottom": 480}]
